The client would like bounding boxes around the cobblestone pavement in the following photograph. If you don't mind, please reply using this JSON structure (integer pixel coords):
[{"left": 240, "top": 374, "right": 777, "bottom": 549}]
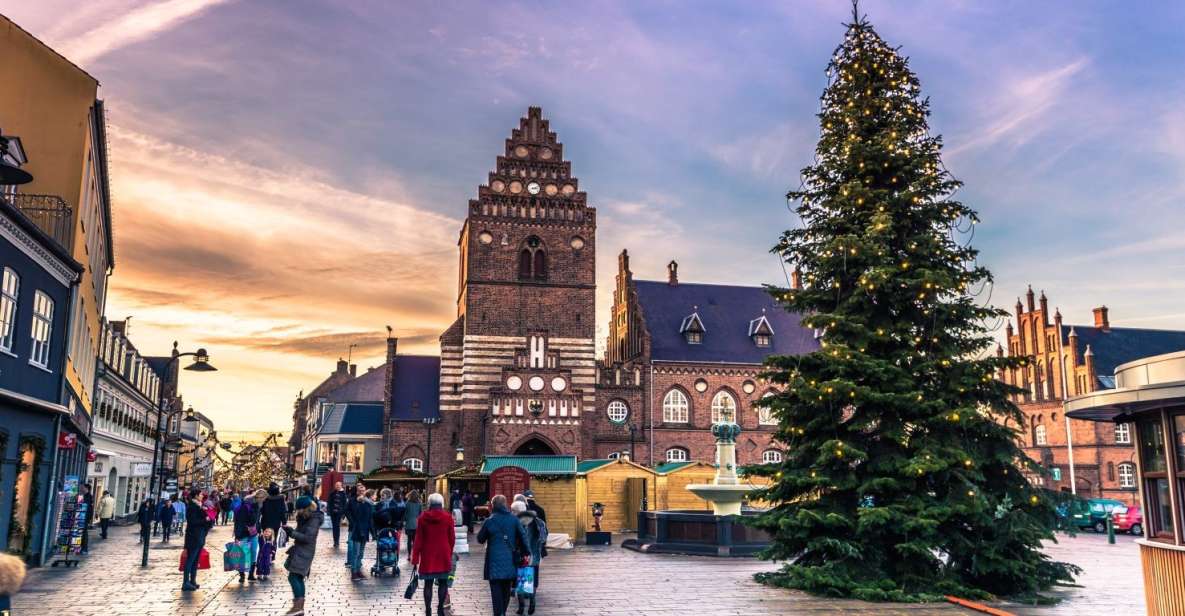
[
  {"left": 14, "top": 523, "right": 1141, "bottom": 615},
  {"left": 1001, "top": 531, "right": 1145, "bottom": 615}
]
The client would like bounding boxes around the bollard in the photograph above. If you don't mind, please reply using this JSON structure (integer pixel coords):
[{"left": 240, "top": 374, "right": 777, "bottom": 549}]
[{"left": 1107, "top": 516, "right": 1115, "bottom": 544}]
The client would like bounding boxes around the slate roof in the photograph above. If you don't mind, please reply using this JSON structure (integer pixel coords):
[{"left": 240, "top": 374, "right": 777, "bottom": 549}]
[
  {"left": 634, "top": 280, "right": 818, "bottom": 364},
  {"left": 324, "top": 366, "right": 385, "bottom": 403},
  {"left": 389, "top": 355, "right": 441, "bottom": 422},
  {"left": 144, "top": 356, "right": 172, "bottom": 377},
  {"left": 1062, "top": 324, "right": 1185, "bottom": 386},
  {"left": 480, "top": 455, "right": 577, "bottom": 475},
  {"left": 321, "top": 403, "right": 383, "bottom": 435}
]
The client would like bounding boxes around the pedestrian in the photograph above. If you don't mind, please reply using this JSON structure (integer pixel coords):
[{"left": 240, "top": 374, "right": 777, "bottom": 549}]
[
  {"left": 404, "top": 490, "right": 423, "bottom": 557},
  {"left": 98, "top": 490, "right": 116, "bottom": 540},
  {"left": 257, "top": 528, "right": 276, "bottom": 581},
  {"left": 327, "top": 481, "right": 348, "bottom": 549},
  {"left": 182, "top": 488, "right": 212, "bottom": 592},
  {"left": 160, "top": 496, "right": 176, "bottom": 543},
  {"left": 261, "top": 484, "right": 288, "bottom": 538},
  {"left": 450, "top": 490, "right": 463, "bottom": 525},
  {"left": 173, "top": 496, "right": 186, "bottom": 535},
  {"left": 411, "top": 493, "right": 456, "bottom": 616},
  {"left": 477, "top": 495, "right": 529, "bottom": 616},
  {"left": 523, "top": 490, "right": 547, "bottom": 523},
  {"left": 281, "top": 495, "right": 323, "bottom": 616},
  {"left": 234, "top": 489, "right": 264, "bottom": 583},
  {"left": 511, "top": 500, "right": 548, "bottom": 616},
  {"left": 79, "top": 485, "right": 94, "bottom": 554},
  {"left": 0, "top": 552, "right": 26, "bottom": 614},
  {"left": 461, "top": 491, "right": 475, "bottom": 534},
  {"left": 203, "top": 492, "right": 218, "bottom": 525},
  {"left": 346, "top": 486, "right": 375, "bottom": 580},
  {"left": 231, "top": 492, "right": 242, "bottom": 517},
  {"left": 219, "top": 493, "right": 232, "bottom": 525},
  {"left": 137, "top": 498, "right": 154, "bottom": 545}
]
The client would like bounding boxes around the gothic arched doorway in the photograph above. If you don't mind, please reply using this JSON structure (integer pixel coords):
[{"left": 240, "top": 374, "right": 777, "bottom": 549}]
[{"left": 514, "top": 437, "right": 558, "bottom": 456}]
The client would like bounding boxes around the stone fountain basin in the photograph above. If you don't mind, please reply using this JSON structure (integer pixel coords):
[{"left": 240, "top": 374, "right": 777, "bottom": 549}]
[
  {"left": 686, "top": 483, "right": 757, "bottom": 516},
  {"left": 623, "top": 508, "right": 772, "bottom": 557}
]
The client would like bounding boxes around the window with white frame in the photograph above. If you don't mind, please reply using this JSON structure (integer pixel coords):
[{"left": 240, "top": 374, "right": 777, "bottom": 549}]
[
  {"left": 711, "top": 391, "right": 736, "bottom": 424},
  {"left": 29, "top": 291, "right": 53, "bottom": 368},
  {"left": 665, "top": 447, "right": 688, "bottom": 463},
  {"left": 606, "top": 400, "right": 629, "bottom": 424},
  {"left": 403, "top": 457, "right": 424, "bottom": 473},
  {"left": 0, "top": 268, "right": 17, "bottom": 352},
  {"left": 607, "top": 452, "right": 624, "bottom": 460},
  {"left": 762, "top": 450, "right": 783, "bottom": 464},
  {"left": 1115, "top": 422, "right": 1131, "bottom": 444},
  {"left": 1034, "top": 424, "right": 1047, "bottom": 446},
  {"left": 1117, "top": 462, "right": 1136, "bottom": 488},
  {"left": 662, "top": 389, "right": 689, "bottom": 423}
]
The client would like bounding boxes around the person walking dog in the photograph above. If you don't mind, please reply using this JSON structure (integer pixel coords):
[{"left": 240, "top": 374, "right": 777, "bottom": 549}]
[
  {"left": 477, "top": 495, "right": 529, "bottom": 616},
  {"left": 282, "top": 495, "right": 323, "bottom": 616},
  {"left": 411, "top": 493, "right": 456, "bottom": 616}
]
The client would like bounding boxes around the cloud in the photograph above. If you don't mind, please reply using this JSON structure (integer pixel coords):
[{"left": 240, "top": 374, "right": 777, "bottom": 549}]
[{"left": 55, "top": 0, "right": 232, "bottom": 65}]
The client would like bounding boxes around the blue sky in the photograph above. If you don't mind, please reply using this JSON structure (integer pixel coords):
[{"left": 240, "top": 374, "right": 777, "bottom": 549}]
[{"left": 6, "top": 0, "right": 1185, "bottom": 430}]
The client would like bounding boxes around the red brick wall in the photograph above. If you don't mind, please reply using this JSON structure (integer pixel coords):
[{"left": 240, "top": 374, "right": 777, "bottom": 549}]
[{"left": 1016, "top": 400, "right": 1138, "bottom": 505}]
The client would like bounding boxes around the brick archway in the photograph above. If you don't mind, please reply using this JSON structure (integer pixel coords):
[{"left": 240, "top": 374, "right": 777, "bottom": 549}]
[{"left": 511, "top": 434, "right": 560, "bottom": 456}]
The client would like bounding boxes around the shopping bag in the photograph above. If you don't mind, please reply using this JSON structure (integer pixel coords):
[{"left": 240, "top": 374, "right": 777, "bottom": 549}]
[
  {"left": 178, "top": 549, "right": 187, "bottom": 572},
  {"left": 404, "top": 567, "right": 419, "bottom": 599},
  {"left": 197, "top": 548, "right": 211, "bottom": 570},
  {"left": 223, "top": 542, "right": 245, "bottom": 571},
  {"left": 515, "top": 566, "right": 535, "bottom": 597},
  {"left": 276, "top": 527, "right": 289, "bottom": 549}
]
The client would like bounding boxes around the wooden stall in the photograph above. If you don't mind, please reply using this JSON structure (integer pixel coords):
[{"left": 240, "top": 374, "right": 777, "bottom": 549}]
[
  {"left": 360, "top": 464, "right": 431, "bottom": 493},
  {"left": 479, "top": 456, "right": 581, "bottom": 539},
  {"left": 655, "top": 461, "right": 718, "bottom": 510},
  {"left": 577, "top": 459, "right": 659, "bottom": 534}
]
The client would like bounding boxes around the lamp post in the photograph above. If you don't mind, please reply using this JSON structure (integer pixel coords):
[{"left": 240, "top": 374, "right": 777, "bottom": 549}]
[
  {"left": 141, "top": 347, "right": 215, "bottom": 567},
  {"left": 423, "top": 417, "right": 441, "bottom": 476}
]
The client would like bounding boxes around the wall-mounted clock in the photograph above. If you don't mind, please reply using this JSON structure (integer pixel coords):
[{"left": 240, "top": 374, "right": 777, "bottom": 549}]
[{"left": 527, "top": 182, "right": 541, "bottom": 195}]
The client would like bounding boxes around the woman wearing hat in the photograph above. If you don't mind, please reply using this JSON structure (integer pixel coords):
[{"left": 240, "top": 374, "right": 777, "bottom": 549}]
[{"left": 282, "top": 495, "right": 323, "bottom": 616}]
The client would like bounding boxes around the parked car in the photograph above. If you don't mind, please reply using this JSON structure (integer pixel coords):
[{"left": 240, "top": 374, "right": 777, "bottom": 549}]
[
  {"left": 1069, "top": 498, "right": 1127, "bottom": 532},
  {"left": 1112, "top": 504, "right": 1143, "bottom": 536}
]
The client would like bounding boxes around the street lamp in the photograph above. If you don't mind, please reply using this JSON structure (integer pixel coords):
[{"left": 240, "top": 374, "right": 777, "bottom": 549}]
[
  {"left": 455, "top": 446, "right": 464, "bottom": 463},
  {"left": 141, "top": 347, "right": 216, "bottom": 567}
]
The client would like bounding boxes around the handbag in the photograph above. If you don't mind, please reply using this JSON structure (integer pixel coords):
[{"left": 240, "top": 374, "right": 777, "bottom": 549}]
[{"left": 404, "top": 567, "right": 419, "bottom": 599}]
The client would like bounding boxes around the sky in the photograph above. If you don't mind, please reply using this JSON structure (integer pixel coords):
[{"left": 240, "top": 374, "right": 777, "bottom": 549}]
[{"left": 4, "top": 0, "right": 1185, "bottom": 431}]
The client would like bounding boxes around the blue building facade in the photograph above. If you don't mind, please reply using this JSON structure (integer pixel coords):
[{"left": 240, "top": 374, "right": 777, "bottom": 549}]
[{"left": 0, "top": 194, "right": 82, "bottom": 564}]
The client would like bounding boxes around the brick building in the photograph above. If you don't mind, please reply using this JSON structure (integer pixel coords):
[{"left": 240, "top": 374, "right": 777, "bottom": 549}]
[{"left": 999, "top": 287, "right": 1185, "bottom": 503}]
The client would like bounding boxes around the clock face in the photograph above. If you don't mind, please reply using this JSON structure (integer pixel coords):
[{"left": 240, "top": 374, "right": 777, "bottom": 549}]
[
  {"left": 490, "top": 180, "right": 505, "bottom": 193},
  {"left": 551, "top": 377, "right": 567, "bottom": 392},
  {"left": 478, "top": 231, "right": 494, "bottom": 245},
  {"left": 544, "top": 184, "right": 558, "bottom": 196},
  {"left": 506, "top": 375, "right": 523, "bottom": 391},
  {"left": 514, "top": 145, "right": 529, "bottom": 158},
  {"left": 528, "top": 376, "right": 545, "bottom": 392},
  {"left": 527, "top": 182, "right": 541, "bottom": 195},
  {"left": 570, "top": 236, "right": 585, "bottom": 250},
  {"left": 509, "top": 181, "right": 523, "bottom": 194}
]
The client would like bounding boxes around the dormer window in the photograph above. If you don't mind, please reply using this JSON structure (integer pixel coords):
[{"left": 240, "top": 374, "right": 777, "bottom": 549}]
[
  {"left": 680, "top": 311, "right": 705, "bottom": 345},
  {"left": 749, "top": 313, "right": 775, "bottom": 348}
]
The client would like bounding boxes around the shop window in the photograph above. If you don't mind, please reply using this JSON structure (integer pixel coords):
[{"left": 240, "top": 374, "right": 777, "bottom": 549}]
[
  {"left": 6, "top": 438, "right": 43, "bottom": 554},
  {"left": 339, "top": 443, "right": 365, "bottom": 472},
  {"left": 1139, "top": 417, "right": 1173, "bottom": 539}
]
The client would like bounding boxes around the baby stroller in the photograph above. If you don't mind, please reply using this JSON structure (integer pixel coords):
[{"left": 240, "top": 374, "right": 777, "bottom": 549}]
[{"left": 370, "top": 528, "right": 401, "bottom": 577}]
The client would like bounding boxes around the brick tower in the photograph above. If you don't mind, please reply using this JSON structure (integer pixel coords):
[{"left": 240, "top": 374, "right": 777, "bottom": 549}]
[{"left": 440, "top": 107, "right": 596, "bottom": 458}]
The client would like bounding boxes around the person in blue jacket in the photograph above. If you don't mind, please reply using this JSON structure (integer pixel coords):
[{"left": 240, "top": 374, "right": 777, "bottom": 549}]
[
  {"left": 346, "top": 485, "right": 375, "bottom": 580},
  {"left": 477, "top": 495, "right": 529, "bottom": 616}
]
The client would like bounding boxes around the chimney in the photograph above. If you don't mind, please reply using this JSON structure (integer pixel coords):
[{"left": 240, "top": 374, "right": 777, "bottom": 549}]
[
  {"left": 790, "top": 267, "right": 802, "bottom": 291},
  {"left": 1093, "top": 306, "right": 1110, "bottom": 331},
  {"left": 349, "top": 364, "right": 357, "bottom": 378},
  {"left": 336, "top": 358, "right": 349, "bottom": 375},
  {"left": 667, "top": 260, "right": 679, "bottom": 286}
]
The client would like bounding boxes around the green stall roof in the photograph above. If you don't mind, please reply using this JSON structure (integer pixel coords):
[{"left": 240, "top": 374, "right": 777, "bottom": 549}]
[
  {"left": 480, "top": 455, "right": 578, "bottom": 476},
  {"left": 654, "top": 461, "right": 698, "bottom": 474},
  {"left": 576, "top": 459, "right": 615, "bottom": 474}
]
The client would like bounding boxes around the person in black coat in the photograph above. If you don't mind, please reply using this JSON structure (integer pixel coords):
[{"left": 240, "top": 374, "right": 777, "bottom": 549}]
[
  {"left": 137, "top": 499, "right": 154, "bottom": 545},
  {"left": 182, "top": 489, "right": 212, "bottom": 591},
  {"left": 234, "top": 489, "right": 265, "bottom": 582},
  {"left": 523, "top": 489, "right": 547, "bottom": 522},
  {"left": 259, "top": 485, "right": 288, "bottom": 536},
  {"left": 160, "top": 496, "right": 176, "bottom": 543},
  {"left": 478, "top": 495, "right": 530, "bottom": 616},
  {"left": 346, "top": 486, "right": 375, "bottom": 580},
  {"left": 327, "top": 482, "right": 349, "bottom": 549}
]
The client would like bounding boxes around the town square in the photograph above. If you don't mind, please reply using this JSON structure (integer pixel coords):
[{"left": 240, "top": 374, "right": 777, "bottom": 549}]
[{"left": 0, "top": 1, "right": 1183, "bottom": 615}]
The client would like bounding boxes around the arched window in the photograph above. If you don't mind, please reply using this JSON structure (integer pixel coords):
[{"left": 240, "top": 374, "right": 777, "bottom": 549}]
[
  {"left": 662, "top": 389, "right": 689, "bottom": 423},
  {"left": 757, "top": 392, "right": 777, "bottom": 425},
  {"left": 1117, "top": 462, "right": 1136, "bottom": 488},
  {"left": 518, "top": 236, "right": 546, "bottom": 280},
  {"left": 762, "top": 450, "right": 783, "bottom": 464},
  {"left": 606, "top": 400, "right": 629, "bottom": 424},
  {"left": 0, "top": 267, "right": 18, "bottom": 352},
  {"left": 403, "top": 457, "right": 424, "bottom": 473},
  {"left": 711, "top": 391, "right": 736, "bottom": 424},
  {"left": 1034, "top": 424, "right": 1047, "bottom": 446},
  {"left": 665, "top": 447, "right": 688, "bottom": 463}
]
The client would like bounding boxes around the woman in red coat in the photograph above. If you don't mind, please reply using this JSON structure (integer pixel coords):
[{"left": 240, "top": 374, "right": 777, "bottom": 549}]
[{"left": 411, "top": 492, "right": 456, "bottom": 616}]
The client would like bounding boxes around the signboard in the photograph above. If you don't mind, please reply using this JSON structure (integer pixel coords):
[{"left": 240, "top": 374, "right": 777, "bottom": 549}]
[
  {"left": 58, "top": 432, "right": 77, "bottom": 450},
  {"left": 132, "top": 463, "right": 152, "bottom": 477},
  {"left": 488, "top": 466, "right": 530, "bottom": 500},
  {"left": 86, "top": 449, "right": 97, "bottom": 462}
]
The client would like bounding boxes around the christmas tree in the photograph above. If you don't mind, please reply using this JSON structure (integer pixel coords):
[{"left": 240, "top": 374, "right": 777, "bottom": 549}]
[{"left": 750, "top": 7, "right": 1078, "bottom": 602}]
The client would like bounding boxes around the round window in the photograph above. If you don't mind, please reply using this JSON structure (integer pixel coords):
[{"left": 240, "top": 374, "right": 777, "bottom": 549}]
[
  {"left": 561, "top": 184, "right": 576, "bottom": 196},
  {"left": 509, "top": 180, "right": 523, "bottom": 194},
  {"left": 490, "top": 180, "right": 505, "bottom": 193},
  {"left": 742, "top": 380, "right": 756, "bottom": 394},
  {"left": 607, "top": 400, "right": 629, "bottom": 424},
  {"left": 694, "top": 379, "right": 708, "bottom": 393},
  {"left": 506, "top": 375, "right": 522, "bottom": 391},
  {"left": 514, "top": 145, "right": 529, "bottom": 158},
  {"left": 528, "top": 376, "right": 545, "bottom": 392}
]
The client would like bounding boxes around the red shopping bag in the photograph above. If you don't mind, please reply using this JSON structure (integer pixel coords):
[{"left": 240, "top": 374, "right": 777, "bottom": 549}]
[{"left": 179, "top": 548, "right": 212, "bottom": 571}]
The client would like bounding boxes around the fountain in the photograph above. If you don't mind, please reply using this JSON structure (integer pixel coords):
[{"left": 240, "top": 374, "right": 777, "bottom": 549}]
[{"left": 623, "top": 411, "right": 772, "bottom": 557}]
